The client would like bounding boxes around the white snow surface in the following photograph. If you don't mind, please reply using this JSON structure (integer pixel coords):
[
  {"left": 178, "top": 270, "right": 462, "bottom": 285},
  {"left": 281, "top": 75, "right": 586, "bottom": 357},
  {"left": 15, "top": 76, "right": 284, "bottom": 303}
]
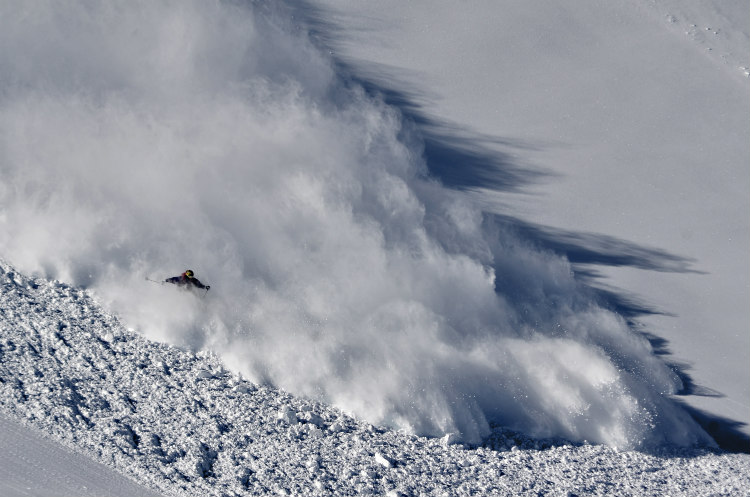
[
  {"left": 0, "top": 414, "right": 162, "bottom": 497},
  {"left": 1, "top": 261, "right": 749, "bottom": 496},
  {"left": 0, "top": 0, "right": 735, "bottom": 451},
  {"left": 0, "top": 0, "right": 749, "bottom": 493}
]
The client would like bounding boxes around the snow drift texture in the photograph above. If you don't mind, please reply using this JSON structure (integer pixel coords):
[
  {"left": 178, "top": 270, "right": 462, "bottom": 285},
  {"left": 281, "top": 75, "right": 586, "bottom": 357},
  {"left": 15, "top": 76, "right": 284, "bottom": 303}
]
[{"left": 0, "top": 0, "right": 711, "bottom": 448}]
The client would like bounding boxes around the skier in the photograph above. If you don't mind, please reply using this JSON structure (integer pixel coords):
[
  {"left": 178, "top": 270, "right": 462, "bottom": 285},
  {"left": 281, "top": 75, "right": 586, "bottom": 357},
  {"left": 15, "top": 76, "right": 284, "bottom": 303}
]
[{"left": 165, "top": 269, "right": 210, "bottom": 291}]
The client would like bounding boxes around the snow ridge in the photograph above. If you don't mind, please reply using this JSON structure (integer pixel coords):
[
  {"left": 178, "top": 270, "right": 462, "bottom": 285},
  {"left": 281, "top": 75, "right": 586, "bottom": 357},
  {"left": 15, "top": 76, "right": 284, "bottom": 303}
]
[{"left": 2, "top": 261, "right": 748, "bottom": 496}]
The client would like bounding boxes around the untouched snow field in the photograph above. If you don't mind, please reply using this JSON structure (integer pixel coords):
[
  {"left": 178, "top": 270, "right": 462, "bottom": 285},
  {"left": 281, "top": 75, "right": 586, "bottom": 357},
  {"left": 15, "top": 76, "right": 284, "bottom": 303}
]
[
  {"left": 0, "top": 415, "right": 163, "bottom": 497},
  {"left": 2, "top": 261, "right": 749, "bottom": 496}
]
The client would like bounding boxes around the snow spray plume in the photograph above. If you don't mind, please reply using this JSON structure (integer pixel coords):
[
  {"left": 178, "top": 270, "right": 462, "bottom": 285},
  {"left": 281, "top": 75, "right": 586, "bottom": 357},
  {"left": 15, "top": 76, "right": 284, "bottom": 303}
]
[{"left": 0, "top": 0, "right": 711, "bottom": 448}]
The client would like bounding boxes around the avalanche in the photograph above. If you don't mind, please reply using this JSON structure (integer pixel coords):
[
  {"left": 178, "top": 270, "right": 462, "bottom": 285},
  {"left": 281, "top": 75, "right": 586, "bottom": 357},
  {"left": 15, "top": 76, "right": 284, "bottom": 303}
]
[
  {"left": 0, "top": 0, "right": 723, "bottom": 450},
  {"left": 2, "top": 261, "right": 748, "bottom": 496}
]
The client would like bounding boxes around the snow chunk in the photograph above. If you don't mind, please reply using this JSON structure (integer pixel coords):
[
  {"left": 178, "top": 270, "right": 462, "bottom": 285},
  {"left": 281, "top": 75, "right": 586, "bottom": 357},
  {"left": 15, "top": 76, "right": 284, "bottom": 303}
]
[
  {"left": 299, "top": 411, "right": 324, "bottom": 428},
  {"left": 297, "top": 423, "right": 323, "bottom": 439},
  {"left": 374, "top": 452, "right": 393, "bottom": 468},
  {"left": 277, "top": 406, "right": 297, "bottom": 425},
  {"left": 196, "top": 370, "right": 213, "bottom": 379},
  {"left": 232, "top": 383, "right": 254, "bottom": 394},
  {"left": 441, "top": 432, "right": 462, "bottom": 447},
  {"left": 306, "top": 455, "right": 321, "bottom": 473},
  {"left": 328, "top": 419, "right": 347, "bottom": 433}
]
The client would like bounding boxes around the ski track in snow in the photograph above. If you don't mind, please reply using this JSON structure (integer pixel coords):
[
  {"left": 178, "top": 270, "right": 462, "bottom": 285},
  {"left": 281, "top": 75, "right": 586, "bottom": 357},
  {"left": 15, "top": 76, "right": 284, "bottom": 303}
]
[{"left": 1, "top": 260, "right": 748, "bottom": 496}]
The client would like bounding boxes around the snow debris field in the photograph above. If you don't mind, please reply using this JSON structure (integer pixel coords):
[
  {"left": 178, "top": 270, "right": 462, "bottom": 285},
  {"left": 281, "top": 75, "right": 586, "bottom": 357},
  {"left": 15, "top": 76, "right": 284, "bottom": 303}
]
[{"left": 2, "top": 261, "right": 748, "bottom": 496}]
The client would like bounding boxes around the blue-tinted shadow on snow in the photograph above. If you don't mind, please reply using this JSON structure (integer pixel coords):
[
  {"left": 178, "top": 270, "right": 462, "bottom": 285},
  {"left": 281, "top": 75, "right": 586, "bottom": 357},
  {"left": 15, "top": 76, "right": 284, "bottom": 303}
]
[
  {"left": 294, "top": 1, "right": 747, "bottom": 453},
  {"left": 495, "top": 218, "right": 704, "bottom": 275},
  {"left": 298, "top": 1, "right": 551, "bottom": 194},
  {"left": 352, "top": 70, "right": 551, "bottom": 193}
]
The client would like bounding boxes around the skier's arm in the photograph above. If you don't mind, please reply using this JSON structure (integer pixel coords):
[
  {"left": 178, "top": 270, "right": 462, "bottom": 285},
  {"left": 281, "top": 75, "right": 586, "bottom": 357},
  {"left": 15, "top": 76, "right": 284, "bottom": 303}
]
[
  {"left": 191, "top": 278, "right": 207, "bottom": 289},
  {"left": 165, "top": 276, "right": 179, "bottom": 284}
]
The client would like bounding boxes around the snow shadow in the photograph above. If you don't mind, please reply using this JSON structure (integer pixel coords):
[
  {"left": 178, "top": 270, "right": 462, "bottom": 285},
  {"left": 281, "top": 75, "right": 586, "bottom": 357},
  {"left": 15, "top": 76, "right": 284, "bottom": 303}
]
[
  {"left": 343, "top": 68, "right": 549, "bottom": 194},
  {"left": 295, "top": 2, "right": 747, "bottom": 453}
]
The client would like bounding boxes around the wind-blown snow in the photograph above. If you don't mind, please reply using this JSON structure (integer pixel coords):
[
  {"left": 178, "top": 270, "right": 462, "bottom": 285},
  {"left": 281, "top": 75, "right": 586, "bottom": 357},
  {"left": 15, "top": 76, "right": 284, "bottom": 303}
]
[{"left": 0, "top": 0, "right": 712, "bottom": 448}]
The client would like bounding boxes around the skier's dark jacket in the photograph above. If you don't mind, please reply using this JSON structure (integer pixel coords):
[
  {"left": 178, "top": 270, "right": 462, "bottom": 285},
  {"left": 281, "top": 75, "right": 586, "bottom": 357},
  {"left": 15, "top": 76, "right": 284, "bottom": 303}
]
[{"left": 165, "top": 272, "right": 209, "bottom": 290}]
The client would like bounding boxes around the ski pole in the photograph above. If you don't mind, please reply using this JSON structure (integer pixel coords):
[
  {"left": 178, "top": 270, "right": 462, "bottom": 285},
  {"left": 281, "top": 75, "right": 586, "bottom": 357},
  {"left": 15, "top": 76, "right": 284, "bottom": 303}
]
[{"left": 145, "top": 277, "right": 164, "bottom": 285}]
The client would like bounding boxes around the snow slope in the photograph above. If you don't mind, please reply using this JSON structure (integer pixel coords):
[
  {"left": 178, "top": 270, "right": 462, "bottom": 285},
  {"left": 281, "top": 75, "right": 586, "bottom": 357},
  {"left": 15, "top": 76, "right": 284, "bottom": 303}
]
[
  {"left": 2, "top": 260, "right": 749, "bottom": 496},
  {"left": 0, "top": 414, "right": 163, "bottom": 497},
  {"left": 2, "top": 0, "right": 749, "bottom": 493},
  {"left": 307, "top": 0, "right": 750, "bottom": 445},
  {"left": 0, "top": 0, "right": 733, "bottom": 451}
]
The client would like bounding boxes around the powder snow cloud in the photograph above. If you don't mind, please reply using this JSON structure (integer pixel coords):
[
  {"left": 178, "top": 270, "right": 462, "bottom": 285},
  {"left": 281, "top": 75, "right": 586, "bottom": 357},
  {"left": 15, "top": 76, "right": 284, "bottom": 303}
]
[{"left": 0, "top": 0, "right": 711, "bottom": 448}]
